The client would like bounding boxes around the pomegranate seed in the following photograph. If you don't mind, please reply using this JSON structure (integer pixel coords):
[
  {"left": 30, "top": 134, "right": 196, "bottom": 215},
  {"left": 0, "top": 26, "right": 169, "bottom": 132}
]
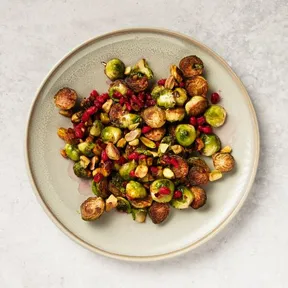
[
  {"left": 113, "top": 91, "right": 122, "bottom": 99},
  {"left": 146, "top": 99, "right": 156, "bottom": 107},
  {"left": 211, "top": 92, "right": 221, "bottom": 104},
  {"left": 101, "top": 150, "right": 109, "bottom": 161},
  {"left": 139, "top": 154, "right": 147, "bottom": 160},
  {"left": 145, "top": 93, "right": 152, "bottom": 100},
  {"left": 141, "top": 126, "right": 152, "bottom": 134},
  {"left": 157, "top": 79, "right": 166, "bottom": 86},
  {"left": 98, "top": 93, "right": 109, "bottom": 102},
  {"left": 122, "top": 181, "right": 128, "bottom": 187},
  {"left": 126, "top": 89, "right": 133, "bottom": 97},
  {"left": 150, "top": 166, "right": 159, "bottom": 175},
  {"left": 93, "top": 173, "right": 103, "bottom": 183},
  {"left": 155, "top": 141, "right": 160, "bottom": 148},
  {"left": 94, "top": 101, "right": 102, "bottom": 109},
  {"left": 119, "top": 97, "right": 126, "bottom": 105},
  {"left": 197, "top": 116, "right": 206, "bottom": 126},
  {"left": 128, "top": 152, "right": 139, "bottom": 161},
  {"left": 86, "top": 106, "right": 97, "bottom": 115},
  {"left": 179, "top": 81, "right": 185, "bottom": 88},
  {"left": 125, "top": 102, "right": 132, "bottom": 111},
  {"left": 116, "top": 156, "right": 127, "bottom": 165},
  {"left": 162, "top": 155, "right": 171, "bottom": 163},
  {"left": 159, "top": 187, "right": 171, "bottom": 195},
  {"left": 129, "top": 170, "right": 136, "bottom": 177},
  {"left": 138, "top": 92, "right": 145, "bottom": 101},
  {"left": 75, "top": 128, "right": 84, "bottom": 138},
  {"left": 170, "top": 158, "right": 179, "bottom": 168},
  {"left": 90, "top": 90, "right": 99, "bottom": 97},
  {"left": 189, "top": 116, "right": 197, "bottom": 126},
  {"left": 201, "top": 126, "right": 213, "bottom": 134},
  {"left": 173, "top": 190, "right": 182, "bottom": 199},
  {"left": 131, "top": 95, "right": 143, "bottom": 107},
  {"left": 81, "top": 112, "right": 90, "bottom": 122}
]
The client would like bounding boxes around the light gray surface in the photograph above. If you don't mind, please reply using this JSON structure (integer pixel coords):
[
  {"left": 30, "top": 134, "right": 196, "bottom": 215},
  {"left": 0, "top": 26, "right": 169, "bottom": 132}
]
[{"left": 0, "top": 0, "right": 287, "bottom": 287}]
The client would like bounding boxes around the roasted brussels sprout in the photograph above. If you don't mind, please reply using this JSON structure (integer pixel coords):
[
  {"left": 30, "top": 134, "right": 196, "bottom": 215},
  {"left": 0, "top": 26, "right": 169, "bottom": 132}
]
[
  {"left": 175, "top": 124, "right": 196, "bottom": 147},
  {"left": 185, "top": 76, "right": 208, "bottom": 97},
  {"left": 105, "top": 143, "right": 120, "bottom": 160},
  {"left": 170, "top": 65, "right": 183, "bottom": 83},
  {"left": 188, "top": 166, "right": 209, "bottom": 185},
  {"left": 73, "top": 161, "right": 91, "bottom": 178},
  {"left": 133, "top": 59, "right": 154, "bottom": 80},
  {"left": 201, "top": 133, "right": 221, "bottom": 156},
  {"left": 57, "top": 127, "right": 79, "bottom": 145},
  {"left": 108, "top": 173, "right": 126, "bottom": 197},
  {"left": 185, "top": 96, "right": 208, "bottom": 116},
  {"left": 149, "top": 202, "right": 170, "bottom": 224},
  {"left": 187, "top": 157, "right": 210, "bottom": 172},
  {"left": 104, "top": 58, "right": 125, "bottom": 80},
  {"left": 65, "top": 143, "right": 80, "bottom": 161},
  {"left": 54, "top": 87, "right": 77, "bottom": 110},
  {"left": 142, "top": 106, "right": 166, "bottom": 128},
  {"left": 165, "top": 108, "right": 185, "bottom": 122},
  {"left": 126, "top": 181, "right": 147, "bottom": 199},
  {"left": 116, "top": 197, "right": 131, "bottom": 213},
  {"left": 119, "top": 113, "right": 142, "bottom": 129},
  {"left": 212, "top": 152, "right": 235, "bottom": 172},
  {"left": 173, "top": 88, "right": 188, "bottom": 107},
  {"left": 101, "top": 126, "right": 122, "bottom": 144},
  {"left": 204, "top": 105, "right": 227, "bottom": 127},
  {"left": 169, "top": 155, "right": 189, "bottom": 179},
  {"left": 105, "top": 194, "right": 118, "bottom": 212},
  {"left": 109, "top": 103, "right": 127, "bottom": 127},
  {"left": 125, "top": 74, "right": 149, "bottom": 92},
  {"left": 80, "top": 197, "right": 105, "bottom": 221},
  {"left": 156, "top": 89, "right": 176, "bottom": 109},
  {"left": 130, "top": 194, "right": 153, "bottom": 208},
  {"left": 78, "top": 142, "right": 95, "bottom": 157},
  {"left": 150, "top": 179, "right": 174, "bottom": 203},
  {"left": 179, "top": 55, "right": 204, "bottom": 78},
  {"left": 92, "top": 178, "right": 110, "bottom": 198},
  {"left": 132, "top": 208, "right": 147, "bottom": 223},
  {"left": 108, "top": 80, "right": 128, "bottom": 100},
  {"left": 119, "top": 160, "right": 137, "bottom": 180},
  {"left": 190, "top": 186, "right": 207, "bottom": 209},
  {"left": 171, "top": 186, "right": 194, "bottom": 209},
  {"left": 151, "top": 85, "right": 165, "bottom": 99},
  {"left": 143, "top": 127, "right": 166, "bottom": 141},
  {"left": 89, "top": 120, "right": 103, "bottom": 137}
]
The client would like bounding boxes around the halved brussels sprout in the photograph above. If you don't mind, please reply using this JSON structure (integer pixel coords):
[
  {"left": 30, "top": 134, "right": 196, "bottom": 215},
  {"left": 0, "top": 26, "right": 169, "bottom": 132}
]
[
  {"left": 101, "top": 126, "right": 122, "bottom": 144},
  {"left": 165, "top": 108, "right": 185, "bottom": 122},
  {"left": 116, "top": 197, "right": 131, "bottom": 213},
  {"left": 204, "top": 105, "right": 227, "bottom": 127},
  {"left": 144, "top": 127, "right": 166, "bottom": 141},
  {"left": 169, "top": 155, "right": 189, "bottom": 179},
  {"left": 126, "top": 181, "right": 147, "bottom": 199},
  {"left": 185, "top": 76, "right": 208, "bottom": 97},
  {"left": 78, "top": 142, "right": 95, "bottom": 157},
  {"left": 188, "top": 166, "right": 209, "bottom": 185},
  {"left": 156, "top": 89, "right": 176, "bottom": 109},
  {"left": 89, "top": 120, "right": 103, "bottom": 137},
  {"left": 142, "top": 106, "right": 166, "bottom": 128},
  {"left": 108, "top": 173, "right": 126, "bottom": 197},
  {"left": 109, "top": 103, "right": 127, "bottom": 127},
  {"left": 212, "top": 152, "right": 235, "bottom": 172},
  {"left": 185, "top": 96, "right": 208, "bottom": 116},
  {"left": 130, "top": 194, "right": 153, "bottom": 208},
  {"left": 104, "top": 58, "right": 125, "bottom": 80},
  {"left": 149, "top": 202, "right": 170, "bottom": 224},
  {"left": 54, "top": 87, "right": 77, "bottom": 110},
  {"left": 119, "top": 113, "right": 142, "bottom": 129},
  {"left": 65, "top": 144, "right": 80, "bottom": 161},
  {"left": 133, "top": 59, "right": 154, "bottom": 79},
  {"left": 92, "top": 178, "right": 110, "bottom": 198},
  {"left": 201, "top": 133, "right": 221, "bottom": 156},
  {"left": 150, "top": 179, "right": 174, "bottom": 203},
  {"left": 190, "top": 186, "right": 207, "bottom": 209},
  {"left": 173, "top": 88, "right": 188, "bottom": 107},
  {"left": 131, "top": 208, "right": 147, "bottom": 223},
  {"left": 175, "top": 124, "right": 196, "bottom": 147},
  {"left": 187, "top": 157, "right": 210, "bottom": 172},
  {"left": 179, "top": 55, "right": 204, "bottom": 78},
  {"left": 170, "top": 65, "right": 183, "bottom": 83},
  {"left": 73, "top": 162, "right": 91, "bottom": 178},
  {"left": 80, "top": 197, "right": 105, "bottom": 221},
  {"left": 125, "top": 74, "right": 149, "bottom": 92},
  {"left": 171, "top": 186, "right": 194, "bottom": 209},
  {"left": 151, "top": 85, "right": 165, "bottom": 99},
  {"left": 57, "top": 127, "right": 79, "bottom": 145},
  {"left": 105, "top": 194, "right": 118, "bottom": 212},
  {"left": 119, "top": 160, "right": 137, "bottom": 180},
  {"left": 108, "top": 80, "right": 128, "bottom": 100}
]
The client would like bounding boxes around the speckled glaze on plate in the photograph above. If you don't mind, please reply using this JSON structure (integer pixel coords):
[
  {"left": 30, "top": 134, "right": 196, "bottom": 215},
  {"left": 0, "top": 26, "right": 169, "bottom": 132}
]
[{"left": 25, "top": 28, "right": 259, "bottom": 261}]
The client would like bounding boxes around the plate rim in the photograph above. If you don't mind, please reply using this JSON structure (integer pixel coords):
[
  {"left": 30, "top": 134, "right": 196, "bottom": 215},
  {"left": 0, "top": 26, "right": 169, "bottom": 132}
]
[{"left": 24, "top": 28, "right": 260, "bottom": 262}]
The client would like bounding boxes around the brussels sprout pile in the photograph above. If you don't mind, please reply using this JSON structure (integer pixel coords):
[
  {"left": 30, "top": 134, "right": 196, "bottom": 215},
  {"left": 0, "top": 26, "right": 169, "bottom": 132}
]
[{"left": 54, "top": 56, "right": 235, "bottom": 225}]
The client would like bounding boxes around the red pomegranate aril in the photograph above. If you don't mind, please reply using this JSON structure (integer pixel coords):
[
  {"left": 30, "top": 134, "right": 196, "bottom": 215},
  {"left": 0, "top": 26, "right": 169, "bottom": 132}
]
[
  {"left": 138, "top": 92, "right": 145, "bottom": 101},
  {"left": 211, "top": 92, "right": 221, "bottom": 104},
  {"left": 197, "top": 116, "right": 206, "bottom": 126},
  {"left": 170, "top": 158, "right": 179, "bottom": 168},
  {"left": 93, "top": 173, "right": 103, "bottom": 183},
  {"left": 75, "top": 128, "right": 84, "bottom": 139},
  {"left": 145, "top": 93, "right": 152, "bottom": 100},
  {"left": 129, "top": 170, "right": 136, "bottom": 177},
  {"left": 126, "top": 89, "right": 133, "bottom": 97},
  {"left": 150, "top": 166, "right": 159, "bottom": 174},
  {"left": 155, "top": 141, "right": 160, "bottom": 148},
  {"left": 125, "top": 102, "right": 132, "bottom": 111},
  {"left": 81, "top": 112, "right": 90, "bottom": 122},
  {"left": 90, "top": 90, "right": 99, "bottom": 97},
  {"left": 189, "top": 116, "right": 197, "bottom": 126},
  {"left": 86, "top": 106, "right": 97, "bottom": 115},
  {"left": 113, "top": 91, "right": 122, "bottom": 99},
  {"left": 94, "top": 101, "right": 103, "bottom": 109},
  {"left": 157, "top": 78, "right": 166, "bottom": 86},
  {"left": 201, "top": 126, "right": 213, "bottom": 134},
  {"left": 101, "top": 150, "right": 109, "bottom": 161},
  {"left": 141, "top": 126, "right": 152, "bottom": 134},
  {"left": 173, "top": 190, "right": 182, "bottom": 199},
  {"left": 179, "top": 81, "right": 185, "bottom": 88},
  {"left": 128, "top": 152, "right": 139, "bottom": 161},
  {"left": 119, "top": 97, "right": 126, "bottom": 105},
  {"left": 159, "top": 187, "right": 171, "bottom": 195},
  {"left": 146, "top": 99, "right": 156, "bottom": 107},
  {"left": 162, "top": 155, "right": 171, "bottom": 163},
  {"left": 131, "top": 95, "right": 143, "bottom": 107},
  {"left": 139, "top": 154, "right": 147, "bottom": 160},
  {"left": 116, "top": 156, "right": 127, "bottom": 165}
]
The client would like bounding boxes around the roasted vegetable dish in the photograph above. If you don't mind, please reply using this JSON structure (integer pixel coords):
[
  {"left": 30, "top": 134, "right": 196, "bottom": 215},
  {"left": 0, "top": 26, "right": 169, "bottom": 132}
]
[{"left": 53, "top": 56, "right": 235, "bottom": 225}]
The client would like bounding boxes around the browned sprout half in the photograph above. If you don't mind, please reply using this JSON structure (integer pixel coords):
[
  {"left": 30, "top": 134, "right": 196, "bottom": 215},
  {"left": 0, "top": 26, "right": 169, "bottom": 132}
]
[
  {"left": 144, "top": 127, "right": 166, "bottom": 141},
  {"left": 125, "top": 74, "right": 149, "bottom": 92},
  {"left": 80, "top": 197, "right": 105, "bottom": 221},
  {"left": 212, "top": 152, "right": 235, "bottom": 172},
  {"left": 92, "top": 177, "right": 110, "bottom": 198},
  {"left": 185, "top": 76, "right": 208, "bottom": 97},
  {"left": 185, "top": 96, "right": 208, "bottom": 116},
  {"left": 57, "top": 127, "right": 79, "bottom": 145},
  {"left": 149, "top": 202, "right": 170, "bottom": 224},
  {"left": 179, "top": 55, "right": 204, "bottom": 78},
  {"left": 142, "top": 106, "right": 166, "bottom": 128},
  {"left": 109, "top": 103, "right": 127, "bottom": 127},
  {"left": 170, "top": 65, "right": 183, "bottom": 83},
  {"left": 188, "top": 166, "right": 209, "bottom": 186},
  {"left": 54, "top": 87, "right": 77, "bottom": 110},
  {"left": 187, "top": 157, "right": 211, "bottom": 173},
  {"left": 190, "top": 186, "right": 207, "bottom": 209},
  {"left": 169, "top": 155, "right": 189, "bottom": 179},
  {"left": 130, "top": 194, "right": 153, "bottom": 208},
  {"left": 165, "top": 108, "right": 185, "bottom": 122}
]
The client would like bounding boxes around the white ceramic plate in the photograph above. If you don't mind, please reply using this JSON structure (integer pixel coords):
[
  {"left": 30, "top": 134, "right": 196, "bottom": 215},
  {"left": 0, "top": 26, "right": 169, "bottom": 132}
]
[{"left": 25, "top": 28, "right": 259, "bottom": 261}]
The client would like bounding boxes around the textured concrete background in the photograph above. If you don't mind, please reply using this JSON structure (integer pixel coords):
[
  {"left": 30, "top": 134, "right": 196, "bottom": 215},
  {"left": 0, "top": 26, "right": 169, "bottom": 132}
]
[{"left": 0, "top": 0, "right": 287, "bottom": 287}]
